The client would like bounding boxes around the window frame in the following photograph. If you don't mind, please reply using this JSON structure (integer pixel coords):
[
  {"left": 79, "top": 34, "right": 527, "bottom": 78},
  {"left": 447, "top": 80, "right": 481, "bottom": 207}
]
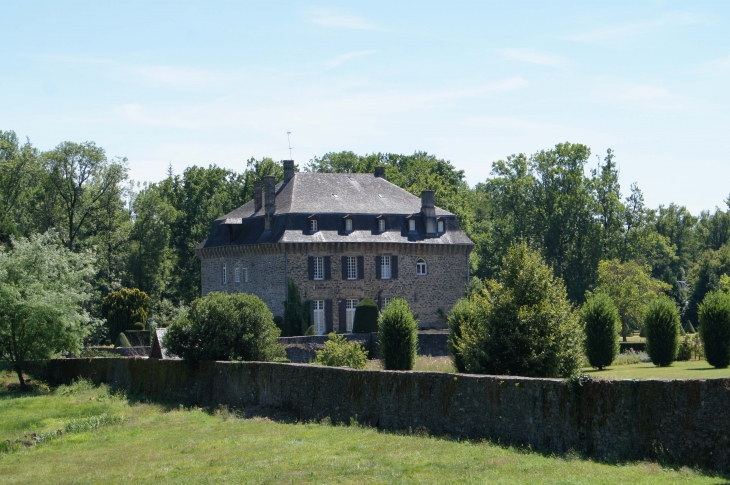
[
  {"left": 345, "top": 218, "right": 353, "bottom": 232},
  {"left": 409, "top": 219, "right": 416, "bottom": 232},
  {"left": 222, "top": 263, "right": 227, "bottom": 284},
  {"left": 346, "top": 299, "right": 358, "bottom": 332},
  {"left": 234, "top": 264, "right": 241, "bottom": 283},
  {"left": 381, "top": 255, "right": 391, "bottom": 279},
  {"left": 437, "top": 219, "right": 445, "bottom": 233},
  {"left": 313, "top": 300, "right": 326, "bottom": 335},
  {"left": 379, "top": 219, "right": 386, "bottom": 233},
  {"left": 310, "top": 219, "right": 318, "bottom": 232},
  {"left": 416, "top": 258, "right": 428, "bottom": 276},
  {"left": 382, "top": 297, "right": 392, "bottom": 309},
  {"left": 347, "top": 256, "right": 358, "bottom": 280},
  {"left": 313, "top": 256, "right": 324, "bottom": 281}
]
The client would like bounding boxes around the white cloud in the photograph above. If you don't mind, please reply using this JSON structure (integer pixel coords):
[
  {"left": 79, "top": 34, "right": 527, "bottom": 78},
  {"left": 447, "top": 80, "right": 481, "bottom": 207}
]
[
  {"left": 567, "top": 12, "right": 707, "bottom": 42},
  {"left": 305, "top": 8, "right": 382, "bottom": 30},
  {"left": 325, "top": 51, "right": 377, "bottom": 69},
  {"left": 496, "top": 48, "right": 566, "bottom": 66}
]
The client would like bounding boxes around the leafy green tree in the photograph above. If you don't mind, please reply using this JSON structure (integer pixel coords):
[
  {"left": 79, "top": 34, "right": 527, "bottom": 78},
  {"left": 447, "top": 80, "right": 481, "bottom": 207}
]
[
  {"left": 163, "top": 292, "right": 286, "bottom": 362},
  {"left": 459, "top": 243, "right": 583, "bottom": 378},
  {"left": 593, "top": 259, "right": 670, "bottom": 340},
  {"left": 352, "top": 298, "right": 379, "bottom": 333},
  {"left": 686, "top": 245, "right": 730, "bottom": 327},
  {"left": 0, "top": 131, "right": 41, "bottom": 243},
  {"left": 314, "top": 333, "right": 368, "bottom": 369},
  {"left": 581, "top": 293, "right": 620, "bottom": 370},
  {"left": 378, "top": 298, "right": 418, "bottom": 370},
  {"left": 0, "top": 232, "right": 95, "bottom": 389},
  {"left": 447, "top": 291, "right": 491, "bottom": 373},
  {"left": 284, "top": 280, "right": 309, "bottom": 336},
  {"left": 698, "top": 291, "right": 730, "bottom": 368},
  {"left": 101, "top": 288, "right": 151, "bottom": 342},
  {"left": 644, "top": 296, "right": 681, "bottom": 366}
]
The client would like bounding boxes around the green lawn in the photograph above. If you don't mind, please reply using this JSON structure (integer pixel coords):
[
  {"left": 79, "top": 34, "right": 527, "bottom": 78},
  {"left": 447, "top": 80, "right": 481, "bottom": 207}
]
[
  {"left": 1, "top": 368, "right": 729, "bottom": 483},
  {"left": 583, "top": 359, "right": 730, "bottom": 380}
]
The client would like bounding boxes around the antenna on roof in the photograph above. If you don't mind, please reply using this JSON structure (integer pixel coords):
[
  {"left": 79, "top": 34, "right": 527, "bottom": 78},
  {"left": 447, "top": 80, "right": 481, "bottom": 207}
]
[{"left": 286, "top": 131, "right": 293, "bottom": 159}]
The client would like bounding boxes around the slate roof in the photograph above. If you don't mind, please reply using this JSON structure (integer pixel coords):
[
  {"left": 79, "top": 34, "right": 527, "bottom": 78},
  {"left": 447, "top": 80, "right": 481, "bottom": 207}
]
[{"left": 198, "top": 172, "right": 473, "bottom": 249}]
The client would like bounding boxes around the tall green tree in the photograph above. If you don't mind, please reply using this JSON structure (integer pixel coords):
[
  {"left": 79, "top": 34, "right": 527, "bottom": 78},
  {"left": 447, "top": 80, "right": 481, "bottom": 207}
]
[
  {"left": 0, "top": 131, "right": 41, "bottom": 242},
  {"left": 0, "top": 232, "right": 96, "bottom": 389}
]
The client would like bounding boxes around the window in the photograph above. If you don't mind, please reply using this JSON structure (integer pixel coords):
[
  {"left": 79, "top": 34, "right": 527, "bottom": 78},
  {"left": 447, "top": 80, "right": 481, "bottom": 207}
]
[
  {"left": 313, "top": 300, "right": 325, "bottom": 335},
  {"left": 345, "top": 218, "right": 353, "bottom": 231},
  {"left": 381, "top": 255, "right": 391, "bottom": 279},
  {"left": 222, "top": 263, "right": 227, "bottom": 284},
  {"left": 235, "top": 265, "right": 241, "bottom": 283},
  {"left": 346, "top": 299, "right": 358, "bottom": 332},
  {"left": 416, "top": 258, "right": 427, "bottom": 276},
  {"left": 438, "top": 220, "right": 444, "bottom": 233},
  {"left": 379, "top": 219, "right": 386, "bottom": 232},
  {"left": 244, "top": 268, "right": 249, "bottom": 283},
  {"left": 310, "top": 219, "right": 318, "bottom": 232},
  {"left": 347, "top": 256, "right": 358, "bottom": 280},
  {"left": 382, "top": 297, "right": 392, "bottom": 309},
  {"left": 409, "top": 219, "right": 416, "bottom": 232},
  {"left": 313, "top": 256, "right": 324, "bottom": 280}
]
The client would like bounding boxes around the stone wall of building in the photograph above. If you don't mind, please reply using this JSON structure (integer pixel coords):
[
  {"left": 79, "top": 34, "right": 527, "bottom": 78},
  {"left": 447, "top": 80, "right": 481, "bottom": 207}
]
[
  {"left": 286, "top": 242, "right": 469, "bottom": 329},
  {"left": 199, "top": 245, "right": 287, "bottom": 318},
  {"left": 37, "top": 358, "right": 730, "bottom": 471},
  {"left": 199, "top": 242, "right": 470, "bottom": 329}
]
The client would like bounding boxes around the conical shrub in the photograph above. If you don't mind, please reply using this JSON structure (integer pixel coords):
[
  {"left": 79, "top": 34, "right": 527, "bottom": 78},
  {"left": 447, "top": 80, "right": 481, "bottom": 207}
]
[
  {"left": 353, "top": 298, "right": 379, "bottom": 333},
  {"left": 644, "top": 296, "right": 681, "bottom": 366},
  {"left": 115, "top": 332, "right": 131, "bottom": 348},
  {"left": 378, "top": 298, "right": 418, "bottom": 370},
  {"left": 699, "top": 291, "right": 730, "bottom": 368},
  {"left": 581, "top": 293, "right": 620, "bottom": 370}
]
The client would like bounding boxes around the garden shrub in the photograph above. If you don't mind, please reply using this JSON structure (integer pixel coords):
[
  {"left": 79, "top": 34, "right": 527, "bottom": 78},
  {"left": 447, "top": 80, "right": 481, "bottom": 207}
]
[
  {"left": 677, "top": 336, "right": 693, "bottom": 361},
  {"left": 378, "top": 298, "right": 418, "bottom": 370},
  {"left": 273, "top": 316, "right": 290, "bottom": 337},
  {"left": 643, "top": 296, "right": 681, "bottom": 366},
  {"left": 133, "top": 322, "right": 145, "bottom": 331},
  {"left": 447, "top": 293, "right": 490, "bottom": 373},
  {"left": 581, "top": 293, "right": 620, "bottom": 370},
  {"left": 115, "top": 332, "right": 131, "bottom": 348},
  {"left": 698, "top": 291, "right": 730, "bottom": 368},
  {"left": 283, "top": 281, "right": 309, "bottom": 336},
  {"left": 352, "top": 298, "right": 379, "bottom": 333},
  {"left": 457, "top": 243, "right": 583, "bottom": 378},
  {"left": 163, "top": 292, "right": 286, "bottom": 362},
  {"left": 102, "top": 288, "right": 151, "bottom": 342},
  {"left": 684, "top": 321, "right": 696, "bottom": 334},
  {"left": 304, "top": 325, "right": 316, "bottom": 336},
  {"left": 313, "top": 333, "right": 368, "bottom": 369}
]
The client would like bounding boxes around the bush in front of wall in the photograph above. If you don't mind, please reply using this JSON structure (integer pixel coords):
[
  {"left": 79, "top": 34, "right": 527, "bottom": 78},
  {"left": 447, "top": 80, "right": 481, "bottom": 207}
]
[
  {"left": 352, "top": 298, "right": 379, "bottom": 334},
  {"left": 274, "top": 316, "right": 290, "bottom": 337},
  {"left": 102, "top": 288, "right": 151, "bottom": 342},
  {"left": 698, "top": 291, "right": 730, "bottom": 368},
  {"left": 581, "top": 293, "right": 621, "bottom": 370},
  {"left": 378, "top": 298, "right": 418, "bottom": 370},
  {"left": 644, "top": 296, "right": 681, "bottom": 366},
  {"left": 115, "top": 332, "right": 131, "bottom": 348},
  {"left": 304, "top": 325, "right": 316, "bottom": 336},
  {"left": 313, "top": 333, "right": 368, "bottom": 369}
]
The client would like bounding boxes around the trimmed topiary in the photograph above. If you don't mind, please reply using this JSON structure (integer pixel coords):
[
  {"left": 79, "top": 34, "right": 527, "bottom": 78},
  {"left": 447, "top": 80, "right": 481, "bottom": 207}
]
[
  {"left": 644, "top": 296, "right": 681, "bottom": 366},
  {"left": 698, "top": 291, "right": 730, "bottom": 368},
  {"left": 581, "top": 293, "right": 620, "bottom": 370},
  {"left": 378, "top": 298, "right": 418, "bottom": 370},
  {"left": 447, "top": 295, "right": 490, "bottom": 373},
  {"left": 684, "top": 321, "right": 696, "bottom": 334},
  {"left": 163, "top": 292, "right": 286, "bottom": 362},
  {"left": 314, "top": 333, "right": 368, "bottom": 369},
  {"left": 115, "top": 332, "right": 131, "bottom": 348},
  {"left": 304, "top": 325, "right": 316, "bottom": 336},
  {"left": 102, "top": 288, "right": 151, "bottom": 343},
  {"left": 353, "top": 298, "right": 379, "bottom": 333},
  {"left": 133, "top": 322, "right": 145, "bottom": 331}
]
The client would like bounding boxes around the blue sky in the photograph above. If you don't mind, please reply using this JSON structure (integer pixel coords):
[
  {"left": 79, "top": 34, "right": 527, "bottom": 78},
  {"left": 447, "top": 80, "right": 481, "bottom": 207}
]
[{"left": 2, "top": 1, "right": 729, "bottom": 213}]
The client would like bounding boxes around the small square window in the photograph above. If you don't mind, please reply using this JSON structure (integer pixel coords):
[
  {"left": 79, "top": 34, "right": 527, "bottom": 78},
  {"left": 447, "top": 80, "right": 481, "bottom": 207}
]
[
  {"left": 416, "top": 258, "right": 427, "bottom": 276},
  {"left": 379, "top": 219, "right": 386, "bottom": 232},
  {"left": 310, "top": 219, "right": 318, "bottom": 232},
  {"left": 409, "top": 219, "right": 416, "bottom": 232},
  {"left": 345, "top": 219, "right": 353, "bottom": 231}
]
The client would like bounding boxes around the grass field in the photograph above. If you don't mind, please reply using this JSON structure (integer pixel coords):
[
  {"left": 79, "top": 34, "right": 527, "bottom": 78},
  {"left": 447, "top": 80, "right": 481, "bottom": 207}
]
[
  {"left": 583, "top": 359, "right": 730, "bottom": 380},
  {"left": 2, "top": 369, "right": 730, "bottom": 484}
]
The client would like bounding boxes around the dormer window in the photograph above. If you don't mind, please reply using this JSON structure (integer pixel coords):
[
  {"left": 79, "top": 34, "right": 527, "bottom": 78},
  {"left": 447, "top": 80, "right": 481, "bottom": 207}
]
[
  {"left": 343, "top": 215, "right": 354, "bottom": 232},
  {"left": 437, "top": 219, "right": 445, "bottom": 234},
  {"left": 379, "top": 219, "right": 386, "bottom": 232},
  {"left": 308, "top": 215, "right": 320, "bottom": 234},
  {"left": 409, "top": 219, "right": 416, "bottom": 232}
]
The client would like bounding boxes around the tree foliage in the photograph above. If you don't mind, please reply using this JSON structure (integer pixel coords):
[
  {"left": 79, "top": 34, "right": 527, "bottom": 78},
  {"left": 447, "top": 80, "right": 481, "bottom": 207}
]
[
  {"left": 352, "top": 298, "right": 379, "bottom": 334},
  {"left": 0, "top": 232, "right": 96, "bottom": 389},
  {"left": 284, "top": 281, "right": 309, "bottom": 336},
  {"left": 581, "top": 293, "right": 620, "bottom": 370},
  {"left": 643, "top": 296, "right": 681, "bottom": 366},
  {"left": 101, "top": 288, "right": 151, "bottom": 341},
  {"left": 378, "top": 298, "right": 418, "bottom": 371},
  {"left": 698, "top": 291, "right": 730, "bottom": 368},
  {"left": 314, "top": 333, "right": 368, "bottom": 369},
  {"left": 163, "top": 292, "right": 286, "bottom": 363}
]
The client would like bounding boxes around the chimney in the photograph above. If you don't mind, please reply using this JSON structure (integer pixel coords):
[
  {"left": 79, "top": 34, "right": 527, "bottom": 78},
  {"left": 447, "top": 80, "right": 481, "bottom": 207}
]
[
  {"left": 374, "top": 166, "right": 386, "bottom": 179},
  {"left": 254, "top": 180, "right": 262, "bottom": 212},
  {"left": 421, "top": 190, "right": 437, "bottom": 236},
  {"left": 264, "top": 176, "right": 276, "bottom": 230},
  {"left": 283, "top": 160, "right": 295, "bottom": 183}
]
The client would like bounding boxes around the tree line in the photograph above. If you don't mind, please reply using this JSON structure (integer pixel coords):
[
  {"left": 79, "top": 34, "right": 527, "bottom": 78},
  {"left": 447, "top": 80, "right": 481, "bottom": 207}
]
[{"left": 2, "top": 130, "right": 729, "bottom": 337}]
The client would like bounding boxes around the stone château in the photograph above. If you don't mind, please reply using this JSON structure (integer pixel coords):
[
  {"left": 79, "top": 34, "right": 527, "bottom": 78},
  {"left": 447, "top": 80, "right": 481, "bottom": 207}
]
[{"left": 196, "top": 160, "right": 474, "bottom": 331}]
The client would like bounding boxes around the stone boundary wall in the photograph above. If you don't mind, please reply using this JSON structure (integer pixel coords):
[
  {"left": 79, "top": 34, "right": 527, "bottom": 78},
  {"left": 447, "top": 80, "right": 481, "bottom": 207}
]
[
  {"left": 36, "top": 358, "right": 730, "bottom": 471},
  {"left": 278, "top": 332, "right": 448, "bottom": 363}
]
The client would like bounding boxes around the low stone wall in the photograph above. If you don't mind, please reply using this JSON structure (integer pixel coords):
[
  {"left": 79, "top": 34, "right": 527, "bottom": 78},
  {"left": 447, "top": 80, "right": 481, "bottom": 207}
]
[
  {"left": 279, "top": 332, "right": 448, "bottom": 363},
  {"left": 36, "top": 358, "right": 730, "bottom": 471}
]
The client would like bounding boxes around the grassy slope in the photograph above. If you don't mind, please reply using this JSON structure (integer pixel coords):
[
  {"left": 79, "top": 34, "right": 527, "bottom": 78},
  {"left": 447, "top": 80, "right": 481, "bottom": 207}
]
[
  {"left": 0, "top": 369, "right": 727, "bottom": 484},
  {"left": 583, "top": 359, "right": 730, "bottom": 380}
]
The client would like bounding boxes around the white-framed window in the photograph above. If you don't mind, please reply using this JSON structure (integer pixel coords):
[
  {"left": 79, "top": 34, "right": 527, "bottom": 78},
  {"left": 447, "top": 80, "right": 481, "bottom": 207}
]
[
  {"left": 379, "top": 219, "right": 386, "bottom": 232},
  {"left": 438, "top": 220, "right": 444, "bottom": 233},
  {"left": 416, "top": 258, "right": 427, "bottom": 276},
  {"left": 409, "top": 219, "right": 416, "bottom": 232},
  {"left": 347, "top": 256, "right": 358, "bottom": 280},
  {"left": 346, "top": 299, "right": 358, "bottom": 332},
  {"left": 345, "top": 218, "right": 353, "bottom": 231},
  {"left": 235, "top": 265, "right": 241, "bottom": 283},
  {"left": 313, "top": 300, "right": 325, "bottom": 335},
  {"left": 222, "top": 263, "right": 227, "bottom": 284},
  {"left": 310, "top": 219, "right": 318, "bottom": 232},
  {"left": 381, "top": 255, "right": 391, "bottom": 279},
  {"left": 382, "top": 297, "right": 392, "bottom": 309},
  {"left": 313, "top": 256, "right": 324, "bottom": 280},
  {"left": 243, "top": 268, "right": 249, "bottom": 283}
]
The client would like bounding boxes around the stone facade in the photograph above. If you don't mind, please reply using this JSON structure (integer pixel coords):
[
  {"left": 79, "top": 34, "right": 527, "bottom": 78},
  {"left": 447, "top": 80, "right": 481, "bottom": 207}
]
[{"left": 199, "top": 241, "right": 469, "bottom": 329}]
